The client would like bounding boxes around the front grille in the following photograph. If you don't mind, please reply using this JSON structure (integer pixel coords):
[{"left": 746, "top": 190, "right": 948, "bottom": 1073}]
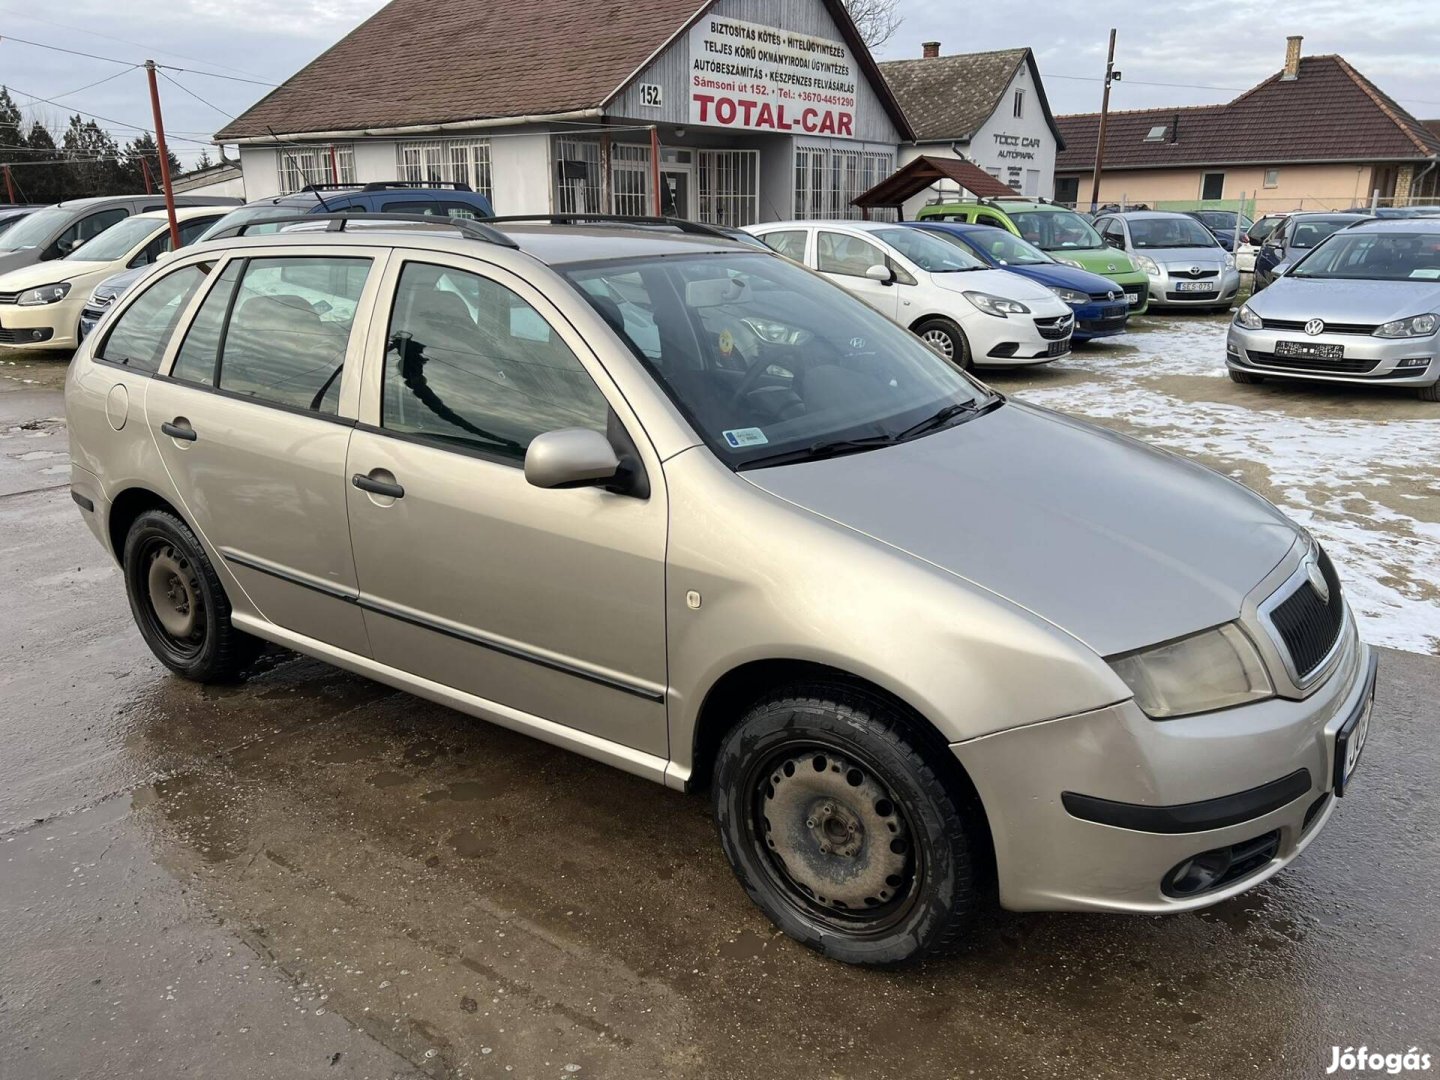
[
  {"left": 1166, "top": 289, "right": 1219, "bottom": 301},
  {"left": 0, "top": 291, "right": 19, "bottom": 305},
  {"left": 1127, "top": 282, "right": 1147, "bottom": 306},
  {"left": 1088, "top": 291, "right": 1124, "bottom": 303},
  {"left": 1260, "top": 318, "right": 1377, "bottom": 335},
  {"left": 1269, "top": 547, "right": 1346, "bottom": 678},
  {"left": 1170, "top": 268, "right": 1219, "bottom": 279},
  {"left": 1035, "top": 315, "right": 1073, "bottom": 340},
  {"left": 1079, "top": 313, "right": 1128, "bottom": 333},
  {"left": 1247, "top": 350, "right": 1379, "bottom": 374}
]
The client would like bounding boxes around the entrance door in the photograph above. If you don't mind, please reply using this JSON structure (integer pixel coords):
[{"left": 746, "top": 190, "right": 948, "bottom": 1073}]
[
  {"left": 660, "top": 168, "right": 691, "bottom": 219},
  {"left": 345, "top": 254, "right": 669, "bottom": 757}
]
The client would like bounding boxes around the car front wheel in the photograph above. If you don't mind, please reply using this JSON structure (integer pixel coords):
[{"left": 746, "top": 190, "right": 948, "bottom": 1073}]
[
  {"left": 915, "top": 318, "right": 972, "bottom": 371},
  {"left": 123, "top": 508, "right": 261, "bottom": 682},
  {"left": 712, "top": 684, "right": 978, "bottom": 965}
]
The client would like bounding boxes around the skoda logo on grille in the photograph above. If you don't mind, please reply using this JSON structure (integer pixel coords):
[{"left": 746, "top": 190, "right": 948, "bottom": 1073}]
[
  {"left": 1305, "top": 319, "right": 1325, "bottom": 336},
  {"left": 1305, "top": 557, "right": 1330, "bottom": 603}
]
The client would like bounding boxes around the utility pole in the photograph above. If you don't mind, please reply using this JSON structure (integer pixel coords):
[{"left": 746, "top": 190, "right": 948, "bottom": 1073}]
[
  {"left": 144, "top": 60, "right": 181, "bottom": 249},
  {"left": 1089, "top": 29, "right": 1121, "bottom": 213},
  {"left": 3, "top": 164, "right": 15, "bottom": 204}
]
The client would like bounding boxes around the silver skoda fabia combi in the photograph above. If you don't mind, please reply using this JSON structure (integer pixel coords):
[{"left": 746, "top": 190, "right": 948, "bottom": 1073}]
[{"left": 67, "top": 213, "right": 1376, "bottom": 965}]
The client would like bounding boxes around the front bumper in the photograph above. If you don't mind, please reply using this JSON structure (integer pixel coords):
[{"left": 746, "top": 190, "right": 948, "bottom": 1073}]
[
  {"left": 1070, "top": 299, "right": 1129, "bottom": 340},
  {"left": 1227, "top": 325, "right": 1440, "bottom": 387},
  {"left": 952, "top": 629, "right": 1374, "bottom": 913},
  {"left": 1146, "top": 268, "right": 1242, "bottom": 308},
  {"left": 1094, "top": 270, "right": 1150, "bottom": 315},
  {"left": 0, "top": 296, "right": 81, "bottom": 349},
  {"left": 973, "top": 312, "right": 1073, "bottom": 367}
]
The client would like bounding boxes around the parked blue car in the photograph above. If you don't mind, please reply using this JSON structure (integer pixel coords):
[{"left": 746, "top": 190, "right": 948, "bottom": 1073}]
[
  {"left": 197, "top": 181, "right": 496, "bottom": 242},
  {"left": 902, "top": 220, "right": 1130, "bottom": 340}
]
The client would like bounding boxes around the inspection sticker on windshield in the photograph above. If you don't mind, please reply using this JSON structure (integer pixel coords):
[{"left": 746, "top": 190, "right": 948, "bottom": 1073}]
[{"left": 723, "top": 427, "right": 769, "bottom": 448}]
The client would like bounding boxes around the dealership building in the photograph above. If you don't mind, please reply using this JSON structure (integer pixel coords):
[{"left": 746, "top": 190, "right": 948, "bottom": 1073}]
[{"left": 217, "top": 0, "right": 913, "bottom": 226}]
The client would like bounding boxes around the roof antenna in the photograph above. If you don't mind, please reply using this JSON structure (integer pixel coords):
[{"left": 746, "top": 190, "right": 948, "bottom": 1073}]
[{"left": 268, "top": 124, "right": 333, "bottom": 212}]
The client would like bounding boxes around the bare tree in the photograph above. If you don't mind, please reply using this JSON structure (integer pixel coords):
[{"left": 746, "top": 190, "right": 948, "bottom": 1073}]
[{"left": 843, "top": 0, "right": 903, "bottom": 50}]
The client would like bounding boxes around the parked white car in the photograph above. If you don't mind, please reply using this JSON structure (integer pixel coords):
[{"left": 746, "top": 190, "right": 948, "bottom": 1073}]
[{"left": 746, "top": 221, "right": 1074, "bottom": 369}]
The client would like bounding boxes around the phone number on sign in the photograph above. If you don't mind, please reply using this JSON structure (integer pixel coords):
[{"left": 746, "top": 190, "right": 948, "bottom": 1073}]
[{"left": 797, "top": 92, "right": 854, "bottom": 107}]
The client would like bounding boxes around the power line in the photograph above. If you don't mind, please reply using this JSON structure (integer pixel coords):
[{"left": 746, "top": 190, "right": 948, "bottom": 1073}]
[
  {"left": 159, "top": 71, "right": 234, "bottom": 121},
  {"left": 0, "top": 33, "right": 280, "bottom": 87},
  {"left": 51, "top": 64, "right": 143, "bottom": 102},
  {"left": 6, "top": 84, "right": 216, "bottom": 147}
]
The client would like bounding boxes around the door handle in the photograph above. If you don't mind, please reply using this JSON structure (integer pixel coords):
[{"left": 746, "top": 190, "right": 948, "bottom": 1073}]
[
  {"left": 161, "top": 418, "right": 197, "bottom": 442},
  {"left": 352, "top": 472, "right": 405, "bottom": 499}
]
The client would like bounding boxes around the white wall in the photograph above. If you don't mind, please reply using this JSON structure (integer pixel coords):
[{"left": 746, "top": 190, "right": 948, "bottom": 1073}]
[
  {"left": 489, "top": 133, "right": 552, "bottom": 215},
  {"left": 238, "top": 145, "right": 282, "bottom": 199}
]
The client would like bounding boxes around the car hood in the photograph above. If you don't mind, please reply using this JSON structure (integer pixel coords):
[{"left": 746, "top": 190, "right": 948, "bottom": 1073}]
[
  {"left": 1059, "top": 248, "right": 1139, "bottom": 276},
  {"left": 1141, "top": 246, "right": 1230, "bottom": 270},
  {"left": 1001, "top": 262, "right": 1124, "bottom": 297},
  {"left": 0, "top": 248, "right": 43, "bottom": 276},
  {"left": 0, "top": 259, "right": 112, "bottom": 291},
  {"left": 1247, "top": 276, "right": 1440, "bottom": 323},
  {"left": 929, "top": 267, "right": 1069, "bottom": 307},
  {"left": 742, "top": 401, "right": 1300, "bottom": 657}
]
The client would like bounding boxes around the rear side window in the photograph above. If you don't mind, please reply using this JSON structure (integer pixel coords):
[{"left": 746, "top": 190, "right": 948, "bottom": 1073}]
[
  {"left": 94, "top": 265, "right": 208, "bottom": 373},
  {"left": 381, "top": 261, "right": 609, "bottom": 462},
  {"left": 169, "top": 256, "right": 370, "bottom": 414},
  {"left": 382, "top": 200, "right": 483, "bottom": 219},
  {"left": 760, "top": 230, "right": 807, "bottom": 261}
]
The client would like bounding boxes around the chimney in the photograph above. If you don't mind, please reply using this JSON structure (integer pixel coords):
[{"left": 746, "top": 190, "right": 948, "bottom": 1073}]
[
  {"left": 922, "top": 41, "right": 941, "bottom": 59},
  {"left": 1282, "top": 35, "right": 1303, "bottom": 80}
]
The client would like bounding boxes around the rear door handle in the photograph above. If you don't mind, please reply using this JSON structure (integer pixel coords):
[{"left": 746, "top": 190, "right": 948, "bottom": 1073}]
[
  {"left": 161, "top": 418, "right": 197, "bottom": 442},
  {"left": 352, "top": 472, "right": 405, "bottom": 499}
]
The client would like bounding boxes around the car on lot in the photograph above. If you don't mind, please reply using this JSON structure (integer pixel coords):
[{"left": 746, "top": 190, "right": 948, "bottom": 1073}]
[
  {"left": 68, "top": 213, "right": 1375, "bottom": 966},
  {"left": 901, "top": 221, "right": 1131, "bottom": 341},
  {"left": 0, "top": 206, "right": 37, "bottom": 239},
  {"left": 0, "top": 193, "right": 240, "bottom": 278},
  {"left": 197, "top": 182, "right": 496, "bottom": 242},
  {"left": 0, "top": 207, "right": 230, "bottom": 350},
  {"left": 747, "top": 220, "right": 1074, "bottom": 368},
  {"left": 1183, "top": 210, "right": 1258, "bottom": 272},
  {"left": 1229, "top": 218, "right": 1440, "bottom": 400},
  {"left": 1093, "top": 210, "right": 1242, "bottom": 312},
  {"left": 914, "top": 198, "right": 1151, "bottom": 312},
  {"left": 1252, "top": 213, "right": 1373, "bottom": 291},
  {"left": 1246, "top": 212, "right": 1292, "bottom": 248}
]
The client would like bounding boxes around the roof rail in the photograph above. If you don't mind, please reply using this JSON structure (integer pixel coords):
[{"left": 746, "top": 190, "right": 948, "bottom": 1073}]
[
  {"left": 300, "top": 182, "right": 362, "bottom": 192},
  {"left": 219, "top": 212, "right": 520, "bottom": 249},
  {"left": 359, "top": 181, "right": 475, "bottom": 192},
  {"left": 485, "top": 213, "right": 734, "bottom": 239}
]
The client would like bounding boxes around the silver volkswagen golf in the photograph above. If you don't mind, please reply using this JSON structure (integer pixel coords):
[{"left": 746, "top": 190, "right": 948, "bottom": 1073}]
[{"left": 66, "top": 214, "right": 1375, "bottom": 965}]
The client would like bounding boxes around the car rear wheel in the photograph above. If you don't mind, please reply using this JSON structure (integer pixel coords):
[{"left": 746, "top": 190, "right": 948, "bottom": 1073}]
[
  {"left": 712, "top": 684, "right": 978, "bottom": 966},
  {"left": 1229, "top": 369, "right": 1264, "bottom": 385},
  {"left": 915, "top": 318, "right": 972, "bottom": 371},
  {"left": 123, "top": 509, "right": 261, "bottom": 682}
]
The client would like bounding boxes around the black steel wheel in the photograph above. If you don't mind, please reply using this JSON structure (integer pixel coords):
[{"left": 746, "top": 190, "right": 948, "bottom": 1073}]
[
  {"left": 713, "top": 684, "right": 978, "bottom": 965},
  {"left": 123, "top": 508, "right": 261, "bottom": 682}
]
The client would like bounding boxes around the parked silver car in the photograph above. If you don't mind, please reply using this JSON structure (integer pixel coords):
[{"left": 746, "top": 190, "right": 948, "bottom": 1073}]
[
  {"left": 1094, "top": 210, "right": 1242, "bottom": 311},
  {"left": 1229, "top": 218, "right": 1440, "bottom": 400},
  {"left": 66, "top": 215, "right": 1375, "bottom": 965}
]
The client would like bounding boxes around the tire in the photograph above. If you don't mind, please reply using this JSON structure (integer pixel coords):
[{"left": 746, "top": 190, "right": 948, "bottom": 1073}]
[
  {"left": 915, "top": 318, "right": 972, "bottom": 371},
  {"left": 1229, "top": 369, "right": 1264, "bottom": 385},
  {"left": 1419, "top": 383, "right": 1440, "bottom": 402},
  {"left": 122, "top": 508, "right": 262, "bottom": 682},
  {"left": 712, "top": 683, "right": 978, "bottom": 966}
]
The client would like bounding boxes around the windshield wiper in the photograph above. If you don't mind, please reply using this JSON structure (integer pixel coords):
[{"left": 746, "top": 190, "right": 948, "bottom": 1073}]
[
  {"left": 736, "top": 433, "right": 896, "bottom": 470},
  {"left": 894, "top": 397, "right": 1002, "bottom": 442}
]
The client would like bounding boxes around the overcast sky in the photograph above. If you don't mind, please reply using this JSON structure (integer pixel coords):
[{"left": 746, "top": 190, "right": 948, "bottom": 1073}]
[{"left": 2, "top": 0, "right": 1437, "bottom": 170}]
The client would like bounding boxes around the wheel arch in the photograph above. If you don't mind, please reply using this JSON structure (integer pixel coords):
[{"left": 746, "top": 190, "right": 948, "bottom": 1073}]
[{"left": 106, "top": 485, "right": 187, "bottom": 561}]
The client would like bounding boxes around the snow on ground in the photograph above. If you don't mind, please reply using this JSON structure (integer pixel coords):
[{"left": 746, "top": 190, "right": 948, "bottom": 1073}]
[{"left": 1010, "top": 319, "right": 1440, "bottom": 655}]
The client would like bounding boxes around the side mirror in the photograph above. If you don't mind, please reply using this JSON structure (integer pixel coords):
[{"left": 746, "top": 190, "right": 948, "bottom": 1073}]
[
  {"left": 1103, "top": 234, "right": 1123, "bottom": 249},
  {"left": 865, "top": 263, "right": 895, "bottom": 284},
  {"left": 524, "top": 428, "right": 620, "bottom": 490},
  {"left": 155, "top": 250, "right": 173, "bottom": 264}
]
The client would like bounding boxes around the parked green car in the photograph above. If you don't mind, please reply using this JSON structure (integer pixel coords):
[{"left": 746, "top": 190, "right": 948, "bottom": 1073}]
[{"left": 915, "top": 199, "right": 1151, "bottom": 313}]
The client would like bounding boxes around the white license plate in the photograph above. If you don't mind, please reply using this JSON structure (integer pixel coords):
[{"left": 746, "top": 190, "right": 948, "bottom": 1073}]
[
  {"left": 1124, "top": 292, "right": 1140, "bottom": 306},
  {"left": 1176, "top": 280, "right": 1213, "bottom": 292}
]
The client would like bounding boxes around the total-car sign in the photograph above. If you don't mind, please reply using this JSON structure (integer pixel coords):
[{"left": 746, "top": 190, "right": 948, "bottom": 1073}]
[{"left": 688, "top": 15, "right": 857, "bottom": 138}]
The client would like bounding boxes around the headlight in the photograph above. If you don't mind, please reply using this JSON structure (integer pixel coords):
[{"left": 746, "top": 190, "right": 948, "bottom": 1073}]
[
  {"left": 1049, "top": 286, "right": 1090, "bottom": 305},
  {"left": 1234, "top": 304, "right": 1263, "bottom": 330},
  {"left": 740, "top": 317, "right": 808, "bottom": 345},
  {"left": 1374, "top": 313, "right": 1438, "bottom": 338},
  {"left": 17, "top": 282, "right": 72, "bottom": 306},
  {"left": 963, "top": 291, "right": 1031, "bottom": 318},
  {"left": 1054, "top": 257, "right": 1083, "bottom": 269},
  {"left": 1109, "top": 623, "right": 1273, "bottom": 719},
  {"left": 1223, "top": 253, "right": 1236, "bottom": 270},
  {"left": 1135, "top": 254, "right": 1162, "bottom": 278}
]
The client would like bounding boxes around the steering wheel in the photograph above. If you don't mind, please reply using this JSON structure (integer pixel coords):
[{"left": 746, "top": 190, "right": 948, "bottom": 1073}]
[{"left": 728, "top": 355, "right": 781, "bottom": 410}]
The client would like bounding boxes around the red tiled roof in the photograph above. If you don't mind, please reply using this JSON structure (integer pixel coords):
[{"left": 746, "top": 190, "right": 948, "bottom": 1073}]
[
  {"left": 1055, "top": 55, "right": 1440, "bottom": 173},
  {"left": 853, "top": 154, "right": 1015, "bottom": 209}
]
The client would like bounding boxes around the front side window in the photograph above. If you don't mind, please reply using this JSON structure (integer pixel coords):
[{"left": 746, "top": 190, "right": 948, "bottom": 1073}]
[
  {"left": 1289, "top": 231, "right": 1440, "bottom": 281},
  {"left": 760, "top": 229, "right": 808, "bottom": 261},
  {"left": 95, "top": 264, "right": 208, "bottom": 373},
  {"left": 563, "top": 253, "right": 990, "bottom": 469},
  {"left": 381, "top": 262, "right": 610, "bottom": 462},
  {"left": 817, "top": 232, "right": 887, "bottom": 277},
  {"left": 1129, "top": 217, "right": 1220, "bottom": 248}
]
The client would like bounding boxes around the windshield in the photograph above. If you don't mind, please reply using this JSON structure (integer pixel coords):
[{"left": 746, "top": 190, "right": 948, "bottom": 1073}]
[
  {"left": 0, "top": 207, "right": 72, "bottom": 252},
  {"left": 1288, "top": 217, "right": 1363, "bottom": 250},
  {"left": 873, "top": 227, "right": 985, "bottom": 272},
  {"left": 1008, "top": 209, "right": 1103, "bottom": 252},
  {"left": 933, "top": 227, "right": 1050, "bottom": 266},
  {"left": 1289, "top": 231, "right": 1440, "bottom": 281},
  {"left": 65, "top": 216, "right": 160, "bottom": 262},
  {"left": 196, "top": 205, "right": 309, "bottom": 241},
  {"left": 562, "top": 252, "right": 990, "bottom": 468},
  {"left": 1130, "top": 217, "right": 1219, "bottom": 248}
]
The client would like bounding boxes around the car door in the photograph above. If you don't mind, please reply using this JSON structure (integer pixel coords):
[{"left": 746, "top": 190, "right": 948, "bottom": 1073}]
[
  {"left": 814, "top": 230, "right": 900, "bottom": 319},
  {"left": 145, "top": 247, "right": 387, "bottom": 656},
  {"left": 344, "top": 253, "right": 669, "bottom": 758}
]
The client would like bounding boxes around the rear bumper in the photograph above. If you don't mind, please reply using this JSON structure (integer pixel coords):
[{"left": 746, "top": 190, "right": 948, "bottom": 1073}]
[{"left": 952, "top": 628, "right": 1373, "bottom": 913}]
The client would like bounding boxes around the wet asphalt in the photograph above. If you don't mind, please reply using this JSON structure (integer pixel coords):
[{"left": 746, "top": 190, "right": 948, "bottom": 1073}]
[{"left": 2, "top": 343, "right": 1438, "bottom": 1080}]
